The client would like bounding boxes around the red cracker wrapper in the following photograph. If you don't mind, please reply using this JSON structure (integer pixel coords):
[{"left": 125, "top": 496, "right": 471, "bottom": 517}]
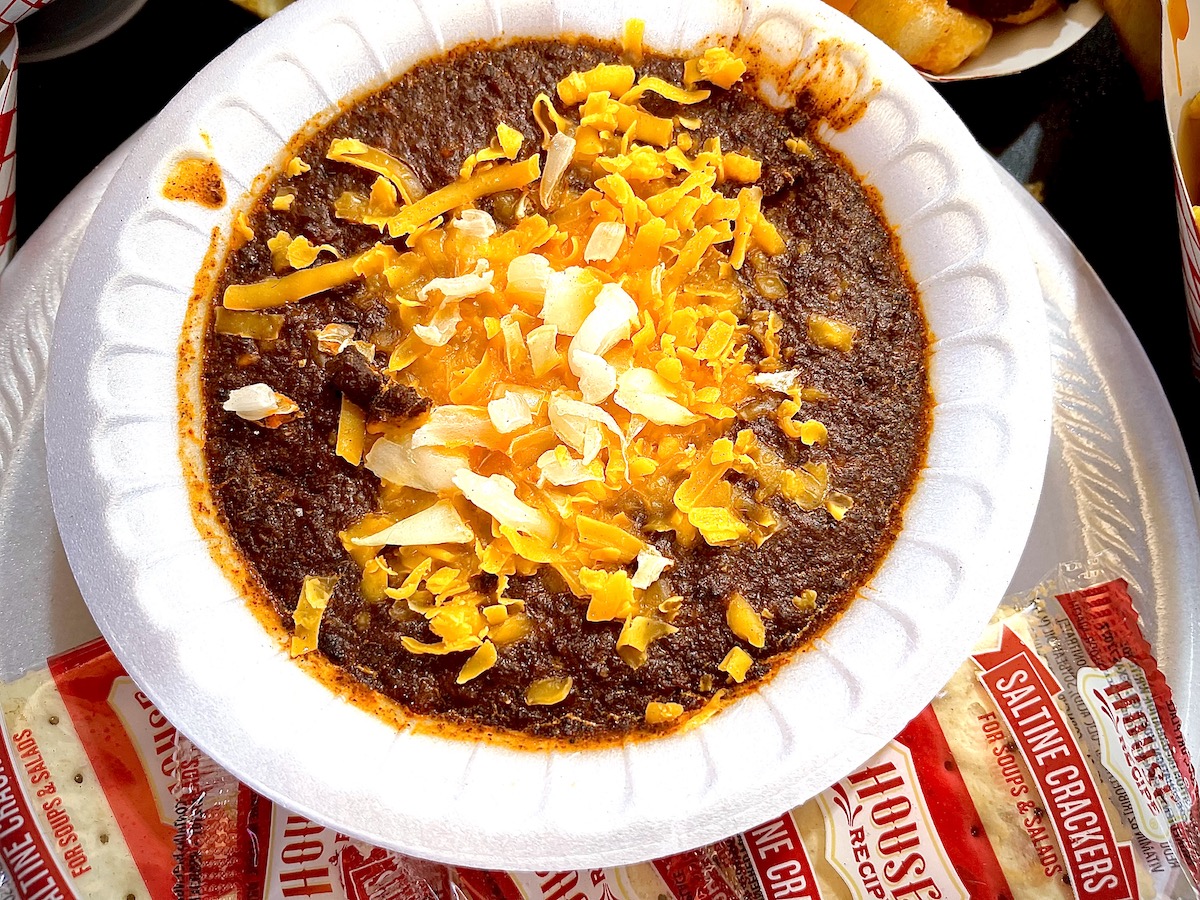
[{"left": 2, "top": 555, "right": 1198, "bottom": 899}]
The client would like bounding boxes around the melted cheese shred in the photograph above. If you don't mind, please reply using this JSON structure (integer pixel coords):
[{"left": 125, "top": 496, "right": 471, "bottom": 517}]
[{"left": 224, "top": 44, "right": 860, "bottom": 713}]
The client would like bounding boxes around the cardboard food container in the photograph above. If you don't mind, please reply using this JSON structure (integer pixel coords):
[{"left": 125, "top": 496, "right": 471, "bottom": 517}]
[
  {"left": 0, "top": 0, "right": 73, "bottom": 270},
  {"left": 1164, "top": 0, "right": 1200, "bottom": 374},
  {"left": 42, "top": 0, "right": 1050, "bottom": 870},
  {"left": 0, "top": 12, "right": 29, "bottom": 270}
]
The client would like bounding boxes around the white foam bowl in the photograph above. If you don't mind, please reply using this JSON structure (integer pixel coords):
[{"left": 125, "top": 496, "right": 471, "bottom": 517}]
[{"left": 46, "top": 0, "right": 1050, "bottom": 869}]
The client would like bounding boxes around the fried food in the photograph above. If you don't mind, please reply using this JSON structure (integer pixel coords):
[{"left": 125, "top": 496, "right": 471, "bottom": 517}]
[
  {"left": 997, "top": 0, "right": 1061, "bottom": 24},
  {"left": 954, "top": 0, "right": 1060, "bottom": 24},
  {"left": 851, "top": 0, "right": 993, "bottom": 75}
]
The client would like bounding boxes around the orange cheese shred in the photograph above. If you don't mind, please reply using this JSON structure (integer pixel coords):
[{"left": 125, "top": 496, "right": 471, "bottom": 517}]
[
  {"left": 223, "top": 250, "right": 372, "bottom": 310},
  {"left": 335, "top": 395, "right": 367, "bottom": 466},
  {"left": 386, "top": 157, "right": 541, "bottom": 240}
]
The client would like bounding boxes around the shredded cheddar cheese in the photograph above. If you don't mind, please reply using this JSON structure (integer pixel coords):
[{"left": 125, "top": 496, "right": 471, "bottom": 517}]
[
  {"left": 286, "top": 156, "right": 311, "bottom": 177},
  {"left": 291, "top": 575, "right": 337, "bottom": 657},
  {"left": 623, "top": 19, "right": 645, "bottom": 64},
  {"left": 223, "top": 43, "right": 861, "bottom": 715},
  {"left": 335, "top": 396, "right": 367, "bottom": 466},
  {"left": 683, "top": 47, "right": 748, "bottom": 90},
  {"left": 645, "top": 701, "right": 684, "bottom": 724},
  {"left": 718, "top": 646, "right": 753, "bottom": 682},
  {"left": 726, "top": 593, "right": 766, "bottom": 648},
  {"left": 525, "top": 676, "right": 573, "bottom": 705}
]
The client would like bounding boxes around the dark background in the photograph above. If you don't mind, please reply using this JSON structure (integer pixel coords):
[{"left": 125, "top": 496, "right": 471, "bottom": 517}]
[{"left": 14, "top": 1, "right": 1197, "bottom": 479}]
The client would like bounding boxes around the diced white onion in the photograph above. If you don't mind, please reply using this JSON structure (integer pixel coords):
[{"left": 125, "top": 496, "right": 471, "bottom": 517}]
[
  {"left": 450, "top": 208, "right": 497, "bottom": 241},
  {"left": 540, "top": 132, "right": 576, "bottom": 208},
  {"left": 500, "top": 313, "right": 527, "bottom": 370},
  {"left": 540, "top": 267, "right": 599, "bottom": 336},
  {"left": 351, "top": 500, "right": 474, "bottom": 547},
  {"left": 506, "top": 254, "right": 553, "bottom": 296},
  {"left": 452, "top": 470, "right": 555, "bottom": 541},
  {"left": 526, "top": 323, "right": 560, "bottom": 377},
  {"left": 412, "top": 301, "right": 462, "bottom": 347},
  {"left": 751, "top": 369, "right": 803, "bottom": 394},
  {"left": 632, "top": 546, "right": 674, "bottom": 589},
  {"left": 501, "top": 385, "right": 547, "bottom": 414},
  {"left": 614, "top": 368, "right": 702, "bottom": 426},
  {"left": 417, "top": 258, "right": 494, "bottom": 303},
  {"left": 411, "top": 405, "right": 502, "bottom": 449},
  {"left": 565, "top": 283, "right": 639, "bottom": 403},
  {"left": 536, "top": 447, "right": 603, "bottom": 487},
  {"left": 316, "top": 323, "right": 355, "bottom": 355},
  {"left": 364, "top": 434, "right": 468, "bottom": 493},
  {"left": 584, "top": 220, "right": 626, "bottom": 262},
  {"left": 569, "top": 283, "right": 639, "bottom": 360},
  {"left": 547, "top": 391, "right": 623, "bottom": 465},
  {"left": 222, "top": 383, "right": 297, "bottom": 421},
  {"left": 488, "top": 393, "right": 534, "bottom": 433},
  {"left": 572, "top": 351, "right": 616, "bottom": 405}
]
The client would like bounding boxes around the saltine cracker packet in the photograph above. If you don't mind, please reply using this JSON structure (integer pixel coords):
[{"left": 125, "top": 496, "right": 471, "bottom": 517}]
[{"left": 2, "top": 555, "right": 1198, "bottom": 898}]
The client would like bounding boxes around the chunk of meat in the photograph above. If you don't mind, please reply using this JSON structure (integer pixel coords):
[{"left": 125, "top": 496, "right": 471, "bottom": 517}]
[{"left": 326, "top": 348, "right": 429, "bottom": 421}]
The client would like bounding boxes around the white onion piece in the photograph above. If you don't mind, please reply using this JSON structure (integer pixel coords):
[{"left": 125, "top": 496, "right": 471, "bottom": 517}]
[
  {"left": 539, "top": 133, "right": 576, "bottom": 208},
  {"left": 526, "top": 323, "right": 560, "bottom": 377},
  {"left": 573, "top": 351, "right": 617, "bottom": 405},
  {"left": 450, "top": 208, "right": 497, "bottom": 241},
  {"left": 547, "top": 391, "right": 623, "bottom": 465},
  {"left": 632, "top": 546, "right": 674, "bottom": 589},
  {"left": 412, "top": 301, "right": 462, "bottom": 347},
  {"left": 417, "top": 258, "right": 494, "bottom": 303},
  {"left": 569, "top": 283, "right": 639, "bottom": 360},
  {"left": 452, "top": 470, "right": 555, "bottom": 541},
  {"left": 614, "top": 368, "right": 702, "bottom": 426},
  {"left": 222, "top": 383, "right": 297, "bottom": 421},
  {"left": 626, "top": 414, "right": 648, "bottom": 441},
  {"left": 584, "top": 221, "right": 626, "bottom": 262},
  {"left": 488, "top": 393, "right": 534, "bottom": 433},
  {"left": 536, "top": 447, "right": 603, "bottom": 487},
  {"left": 540, "top": 267, "right": 599, "bottom": 336},
  {"left": 751, "top": 369, "right": 803, "bottom": 394},
  {"left": 500, "top": 314, "right": 527, "bottom": 370},
  {"left": 500, "top": 384, "right": 547, "bottom": 413},
  {"left": 506, "top": 254, "right": 552, "bottom": 296},
  {"left": 565, "top": 283, "right": 639, "bottom": 405},
  {"left": 411, "top": 405, "right": 502, "bottom": 449},
  {"left": 364, "top": 434, "right": 467, "bottom": 493},
  {"left": 351, "top": 500, "right": 474, "bottom": 547},
  {"left": 316, "top": 323, "right": 355, "bottom": 355}
]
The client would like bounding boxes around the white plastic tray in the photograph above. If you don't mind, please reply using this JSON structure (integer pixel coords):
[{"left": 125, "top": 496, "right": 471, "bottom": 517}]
[
  {"left": 1, "top": 142, "right": 1195, "bottom": 871},
  {"left": 40, "top": 0, "right": 1051, "bottom": 868}
]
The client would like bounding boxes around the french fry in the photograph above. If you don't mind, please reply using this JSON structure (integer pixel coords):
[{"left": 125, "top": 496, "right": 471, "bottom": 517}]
[{"left": 850, "top": 0, "right": 992, "bottom": 75}]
